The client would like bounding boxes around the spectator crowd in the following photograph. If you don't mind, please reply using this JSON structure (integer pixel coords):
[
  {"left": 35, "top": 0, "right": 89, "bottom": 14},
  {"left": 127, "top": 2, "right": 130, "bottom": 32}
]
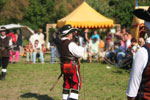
[{"left": 3, "top": 26, "right": 147, "bottom": 69}]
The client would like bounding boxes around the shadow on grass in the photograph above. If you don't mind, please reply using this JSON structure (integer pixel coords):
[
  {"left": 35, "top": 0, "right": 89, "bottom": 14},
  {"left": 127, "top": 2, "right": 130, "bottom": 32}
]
[
  {"left": 112, "top": 70, "right": 123, "bottom": 74},
  {"left": 20, "top": 92, "right": 54, "bottom": 100}
]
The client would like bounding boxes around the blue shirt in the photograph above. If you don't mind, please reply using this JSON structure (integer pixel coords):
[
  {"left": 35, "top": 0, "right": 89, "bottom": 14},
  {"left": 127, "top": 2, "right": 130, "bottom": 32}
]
[{"left": 91, "top": 34, "right": 100, "bottom": 40}]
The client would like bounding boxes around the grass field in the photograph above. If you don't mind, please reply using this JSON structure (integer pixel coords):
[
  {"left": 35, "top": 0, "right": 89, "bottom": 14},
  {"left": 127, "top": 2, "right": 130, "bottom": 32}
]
[{"left": 0, "top": 56, "right": 130, "bottom": 100}]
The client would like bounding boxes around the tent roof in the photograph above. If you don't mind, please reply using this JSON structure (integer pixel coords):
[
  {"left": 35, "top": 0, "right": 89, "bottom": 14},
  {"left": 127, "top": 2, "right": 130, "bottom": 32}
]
[
  {"left": 0, "top": 24, "right": 34, "bottom": 39},
  {"left": 0, "top": 24, "right": 34, "bottom": 33},
  {"left": 57, "top": 2, "right": 114, "bottom": 29},
  {"left": 130, "top": 6, "right": 149, "bottom": 40},
  {"left": 131, "top": 6, "right": 149, "bottom": 26}
]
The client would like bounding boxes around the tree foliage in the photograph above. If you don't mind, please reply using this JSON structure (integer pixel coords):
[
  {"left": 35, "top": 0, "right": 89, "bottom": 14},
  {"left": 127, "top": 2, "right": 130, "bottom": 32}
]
[
  {"left": 86, "top": 0, "right": 150, "bottom": 27},
  {"left": 0, "top": 0, "right": 29, "bottom": 24},
  {"left": 21, "top": 0, "right": 56, "bottom": 30},
  {"left": 108, "top": 0, "right": 150, "bottom": 27},
  {"left": 0, "top": 0, "right": 7, "bottom": 10},
  {"left": 108, "top": 0, "right": 135, "bottom": 27},
  {"left": 0, "top": 0, "right": 150, "bottom": 29},
  {"left": 86, "top": 0, "right": 112, "bottom": 18}
]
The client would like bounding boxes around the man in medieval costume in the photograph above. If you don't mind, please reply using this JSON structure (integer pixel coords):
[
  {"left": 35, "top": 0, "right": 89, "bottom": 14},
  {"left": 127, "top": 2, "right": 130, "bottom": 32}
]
[
  {"left": 0, "top": 27, "right": 11, "bottom": 80},
  {"left": 54, "top": 24, "right": 84, "bottom": 100},
  {"left": 127, "top": 7, "right": 150, "bottom": 100}
]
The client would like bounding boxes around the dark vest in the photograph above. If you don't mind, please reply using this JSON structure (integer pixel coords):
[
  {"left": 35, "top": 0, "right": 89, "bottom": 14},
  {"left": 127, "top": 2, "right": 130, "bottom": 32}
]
[
  {"left": 57, "top": 39, "right": 78, "bottom": 63},
  {"left": 0, "top": 36, "right": 10, "bottom": 57},
  {"left": 136, "top": 44, "right": 150, "bottom": 100}
]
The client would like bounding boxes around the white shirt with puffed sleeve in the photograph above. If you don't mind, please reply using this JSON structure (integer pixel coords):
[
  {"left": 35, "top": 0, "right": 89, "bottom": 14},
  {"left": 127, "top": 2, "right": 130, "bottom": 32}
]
[
  {"left": 55, "top": 38, "right": 84, "bottom": 59},
  {"left": 68, "top": 42, "right": 84, "bottom": 58},
  {"left": 126, "top": 47, "right": 148, "bottom": 97}
]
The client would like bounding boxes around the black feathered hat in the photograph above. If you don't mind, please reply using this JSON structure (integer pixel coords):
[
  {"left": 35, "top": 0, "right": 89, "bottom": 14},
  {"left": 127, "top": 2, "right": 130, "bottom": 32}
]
[
  {"left": 58, "top": 24, "right": 78, "bottom": 37},
  {"left": 133, "top": 7, "right": 150, "bottom": 22}
]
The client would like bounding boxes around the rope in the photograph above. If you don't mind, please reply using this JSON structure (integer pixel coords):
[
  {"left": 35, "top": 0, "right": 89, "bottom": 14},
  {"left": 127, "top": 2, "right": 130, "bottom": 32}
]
[
  {"left": 104, "top": 56, "right": 132, "bottom": 68},
  {"left": 81, "top": 50, "right": 86, "bottom": 100},
  {"left": 104, "top": 57, "right": 116, "bottom": 65},
  {"left": 82, "top": 61, "right": 85, "bottom": 100}
]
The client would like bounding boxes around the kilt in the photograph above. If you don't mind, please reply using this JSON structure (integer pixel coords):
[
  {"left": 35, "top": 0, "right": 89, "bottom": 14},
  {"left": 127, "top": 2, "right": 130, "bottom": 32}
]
[{"left": 62, "top": 63, "right": 81, "bottom": 91}]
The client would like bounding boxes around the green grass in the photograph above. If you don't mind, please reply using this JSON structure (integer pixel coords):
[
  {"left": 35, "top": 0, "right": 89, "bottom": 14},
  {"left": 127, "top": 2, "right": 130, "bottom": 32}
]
[{"left": 0, "top": 56, "right": 130, "bottom": 100}]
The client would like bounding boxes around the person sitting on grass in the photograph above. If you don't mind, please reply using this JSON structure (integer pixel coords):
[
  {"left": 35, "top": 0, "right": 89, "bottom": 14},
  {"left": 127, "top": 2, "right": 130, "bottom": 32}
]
[
  {"left": 104, "top": 36, "right": 115, "bottom": 63},
  {"left": 24, "top": 41, "right": 33, "bottom": 63},
  {"left": 32, "top": 40, "right": 44, "bottom": 64},
  {"left": 88, "top": 38, "right": 100, "bottom": 63},
  {"left": 118, "top": 38, "right": 139, "bottom": 68}
]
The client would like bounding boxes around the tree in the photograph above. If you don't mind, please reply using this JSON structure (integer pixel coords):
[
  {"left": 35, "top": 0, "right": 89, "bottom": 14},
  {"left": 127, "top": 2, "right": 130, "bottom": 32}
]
[
  {"left": 0, "top": 0, "right": 7, "bottom": 10},
  {"left": 110, "top": 0, "right": 134, "bottom": 27},
  {"left": 0, "top": 0, "right": 149, "bottom": 29},
  {"left": 0, "top": 0, "right": 29, "bottom": 25},
  {"left": 86, "top": 0, "right": 112, "bottom": 18},
  {"left": 54, "top": 0, "right": 84, "bottom": 22},
  {"left": 53, "top": 0, "right": 69, "bottom": 22},
  {"left": 22, "top": 0, "right": 56, "bottom": 30},
  {"left": 108, "top": 0, "right": 150, "bottom": 28}
]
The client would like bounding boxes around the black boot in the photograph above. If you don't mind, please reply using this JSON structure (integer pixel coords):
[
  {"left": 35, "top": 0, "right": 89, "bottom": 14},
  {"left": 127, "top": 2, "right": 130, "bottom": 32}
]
[{"left": 0, "top": 72, "right": 6, "bottom": 80}]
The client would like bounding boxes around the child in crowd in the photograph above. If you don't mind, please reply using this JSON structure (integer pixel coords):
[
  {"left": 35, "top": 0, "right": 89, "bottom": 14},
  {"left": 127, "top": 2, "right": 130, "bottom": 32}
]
[
  {"left": 32, "top": 40, "right": 44, "bottom": 64},
  {"left": 24, "top": 42, "right": 33, "bottom": 63},
  {"left": 130, "top": 38, "right": 139, "bottom": 59}
]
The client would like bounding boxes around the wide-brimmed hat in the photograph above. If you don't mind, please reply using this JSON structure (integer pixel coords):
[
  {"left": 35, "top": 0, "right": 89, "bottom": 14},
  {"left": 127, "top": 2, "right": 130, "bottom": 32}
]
[
  {"left": 0, "top": 27, "right": 6, "bottom": 32},
  {"left": 133, "top": 7, "right": 150, "bottom": 22},
  {"left": 58, "top": 24, "right": 78, "bottom": 36}
]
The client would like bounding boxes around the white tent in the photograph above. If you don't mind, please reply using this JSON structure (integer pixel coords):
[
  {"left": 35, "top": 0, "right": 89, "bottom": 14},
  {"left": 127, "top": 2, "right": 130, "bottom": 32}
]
[{"left": 0, "top": 24, "right": 34, "bottom": 39}]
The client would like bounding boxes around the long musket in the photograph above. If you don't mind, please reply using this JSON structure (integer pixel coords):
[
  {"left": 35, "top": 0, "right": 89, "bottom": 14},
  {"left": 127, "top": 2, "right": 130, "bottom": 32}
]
[{"left": 50, "top": 73, "right": 62, "bottom": 91}]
